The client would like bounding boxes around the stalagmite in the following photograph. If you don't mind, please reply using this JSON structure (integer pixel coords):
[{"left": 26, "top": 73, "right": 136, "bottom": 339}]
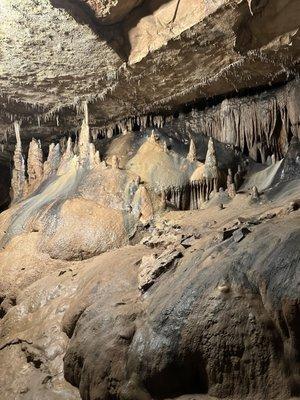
[
  {"left": 227, "top": 168, "right": 236, "bottom": 198},
  {"left": 271, "top": 154, "right": 276, "bottom": 165},
  {"left": 59, "top": 137, "right": 67, "bottom": 153},
  {"left": 138, "top": 186, "right": 154, "bottom": 225},
  {"left": 203, "top": 137, "right": 220, "bottom": 198},
  {"left": 89, "top": 143, "right": 101, "bottom": 168},
  {"left": 78, "top": 101, "right": 90, "bottom": 166},
  {"left": 251, "top": 185, "right": 259, "bottom": 201},
  {"left": 11, "top": 121, "right": 27, "bottom": 202},
  {"left": 64, "top": 137, "right": 73, "bottom": 160},
  {"left": 162, "top": 140, "right": 168, "bottom": 153},
  {"left": 149, "top": 130, "right": 157, "bottom": 144},
  {"left": 27, "top": 138, "right": 44, "bottom": 193},
  {"left": 187, "top": 138, "right": 197, "bottom": 162},
  {"left": 161, "top": 190, "right": 167, "bottom": 210},
  {"left": 43, "top": 143, "right": 61, "bottom": 179},
  {"left": 111, "top": 155, "right": 119, "bottom": 169},
  {"left": 234, "top": 164, "right": 244, "bottom": 190},
  {"left": 107, "top": 127, "right": 114, "bottom": 139},
  {"left": 189, "top": 138, "right": 221, "bottom": 208}
]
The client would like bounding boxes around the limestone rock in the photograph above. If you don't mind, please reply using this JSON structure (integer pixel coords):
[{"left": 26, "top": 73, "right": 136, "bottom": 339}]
[
  {"left": 27, "top": 138, "right": 43, "bottom": 193},
  {"left": 10, "top": 122, "right": 27, "bottom": 202},
  {"left": 138, "top": 246, "right": 183, "bottom": 292}
]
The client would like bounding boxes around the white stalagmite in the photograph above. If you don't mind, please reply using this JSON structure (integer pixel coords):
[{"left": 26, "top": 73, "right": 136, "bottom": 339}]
[
  {"left": 89, "top": 143, "right": 101, "bottom": 168},
  {"left": 189, "top": 137, "right": 220, "bottom": 206},
  {"left": 11, "top": 121, "right": 27, "bottom": 202},
  {"left": 187, "top": 138, "right": 197, "bottom": 162},
  {"left": 111, "top": 155, "right": 119, "bottom": 169},
  {"left": 78, "top": 101, "right": 91, "bottom": 165},
  {"left": 27, "top": 138, "right": 44, "bottom": 192},
  {"left": 107, "top": 126, "right": 114, "bottom": 139},
  {"left": 204, "top": 138, "right": 219, "bottom": 182},
  {"left": 43, "top": 143, "right": 61, "bottom": 179}
]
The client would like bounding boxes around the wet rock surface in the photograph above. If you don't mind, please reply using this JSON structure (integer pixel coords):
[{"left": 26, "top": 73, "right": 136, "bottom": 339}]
[
  {"left": 63, "top": 205, "right": 300, "bottom": 400},
  {"left": 0, "top": 128, "right": 299, "bottom": 399},
  {"left": 0, "top": 38, "right": 299, "bottom": 399}
]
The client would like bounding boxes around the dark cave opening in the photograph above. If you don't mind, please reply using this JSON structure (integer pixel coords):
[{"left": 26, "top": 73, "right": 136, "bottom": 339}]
[
  {"left": 256, "top": 148, "right": 262, "bottom": 163},
  {"left": 0, "top": 160, "right": 12, "bottom": 213},
  {"left": 144, "top": 354, "right": 208, "bottom": 400}
]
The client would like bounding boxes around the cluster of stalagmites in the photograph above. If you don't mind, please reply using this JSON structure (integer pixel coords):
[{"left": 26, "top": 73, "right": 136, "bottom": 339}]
[
  {"left": 10, "top": 105, "right": 102, "bottom": 203},
  {"left": 13, "top": 84, "right": 294, "bottom": 213},
  {"left": 9, "top": 106, "right": 155, "bottom": 228},
  {"left": 161, "top": 136, "right": 241, "bottom": 211}
]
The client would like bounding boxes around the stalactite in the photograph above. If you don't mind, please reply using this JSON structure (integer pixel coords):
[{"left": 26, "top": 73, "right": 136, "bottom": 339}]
[
  {"left": 11, "top": 121, "right": 27, "bottom": 202},
  {"left": 172, "top": 80, "right": 300, "bottom": 162},
  {"left": 27, "top": 138, "right": 44, "bottom": 193}
]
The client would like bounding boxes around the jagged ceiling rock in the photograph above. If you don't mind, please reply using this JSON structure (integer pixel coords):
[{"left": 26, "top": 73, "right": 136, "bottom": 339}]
[
  {"left": 79, "top": 0, "right": 144, "bottom": 23},
  {"left": 0, "top": 0, "right": 299, "bottom": 136}
]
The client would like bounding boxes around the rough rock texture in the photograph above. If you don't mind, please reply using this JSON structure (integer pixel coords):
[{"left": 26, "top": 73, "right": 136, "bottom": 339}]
[
  {"left": 0, "top": 3, "right": 299, "bottom": 398},
  {"left": 63, "top": 194, "right": 300, "bottom": 400},
  {"left": 0, "top": 0, "right": 299, "bottom": 144},
  {"left": 0, "top": 111, "right": 299, "bottom": 400}
]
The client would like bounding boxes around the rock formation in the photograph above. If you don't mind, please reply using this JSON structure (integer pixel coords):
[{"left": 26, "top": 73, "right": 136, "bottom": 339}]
[
  {"left": 43, "top": 143, "right": 61, "bottom": 179},
  {"left": 0, "top": 3, "right": 299, "bottom": 400},
  {"left": 10, "top": 122, "right": 27, "bottom": 202},
  {"left": 187, "top": 138, "right": 197, "bottom": 162},
  {"left": 203, "top": 137, "right": 220, "bottom": 196},
  {"left": 27, "top": 138, "right": 43, "bottom": 193}
]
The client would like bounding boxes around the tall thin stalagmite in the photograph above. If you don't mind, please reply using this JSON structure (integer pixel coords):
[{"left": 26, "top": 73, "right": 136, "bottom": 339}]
[
  {"left": 11, "top": 121, "right": 27, "bottom": 202},
  {"left": 204, "top": 137, "right": 219, "bottom": 197},
  {"left": 27, "top": 138, "right": 43, "bottom": 193},
  {"left": 78, "top": 101, "right": 91, "bottom": 165},
  {"left": 187, "top": 138, "right": 197, "bottom": 162}
]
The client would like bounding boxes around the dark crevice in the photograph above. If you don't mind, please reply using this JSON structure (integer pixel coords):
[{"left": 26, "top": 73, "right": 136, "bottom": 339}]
[
  {"left": 0, "top": 161, "right": 12, "bottom": 213},
  {"left": 144, "top": 353, "right": 208, "bottom": 399},
  {"left": 49, "top": 0, "right": 127, "bottom": 60},
  {"left": 162, "top": 77, "right": 296, "bottom": 117}
]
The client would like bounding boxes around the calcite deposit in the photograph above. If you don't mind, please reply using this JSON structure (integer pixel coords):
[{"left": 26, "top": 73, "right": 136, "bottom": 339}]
[{"left": 0, "top": 1, "right": 299, "bottom": 400}]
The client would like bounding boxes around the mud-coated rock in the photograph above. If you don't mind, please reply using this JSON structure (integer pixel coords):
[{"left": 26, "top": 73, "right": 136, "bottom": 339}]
[{"left": 63, "top": 213, "right": 300, "bottom": 400}]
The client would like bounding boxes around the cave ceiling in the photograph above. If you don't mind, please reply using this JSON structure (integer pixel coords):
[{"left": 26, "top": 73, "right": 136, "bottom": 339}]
[{"left": 0, "top": 0, "right": 299, "bottom": 140}]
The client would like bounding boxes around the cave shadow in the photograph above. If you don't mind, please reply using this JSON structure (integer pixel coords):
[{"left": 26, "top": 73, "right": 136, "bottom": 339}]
[
  {"left": 0, "top": 161, "right": 12, "bottom": 213},
  {"left": 50, "top": 0, "right": 178, "bottom": 62},
  {"left": 50, "top": 0, "right": 127, "bottom": 59}
]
